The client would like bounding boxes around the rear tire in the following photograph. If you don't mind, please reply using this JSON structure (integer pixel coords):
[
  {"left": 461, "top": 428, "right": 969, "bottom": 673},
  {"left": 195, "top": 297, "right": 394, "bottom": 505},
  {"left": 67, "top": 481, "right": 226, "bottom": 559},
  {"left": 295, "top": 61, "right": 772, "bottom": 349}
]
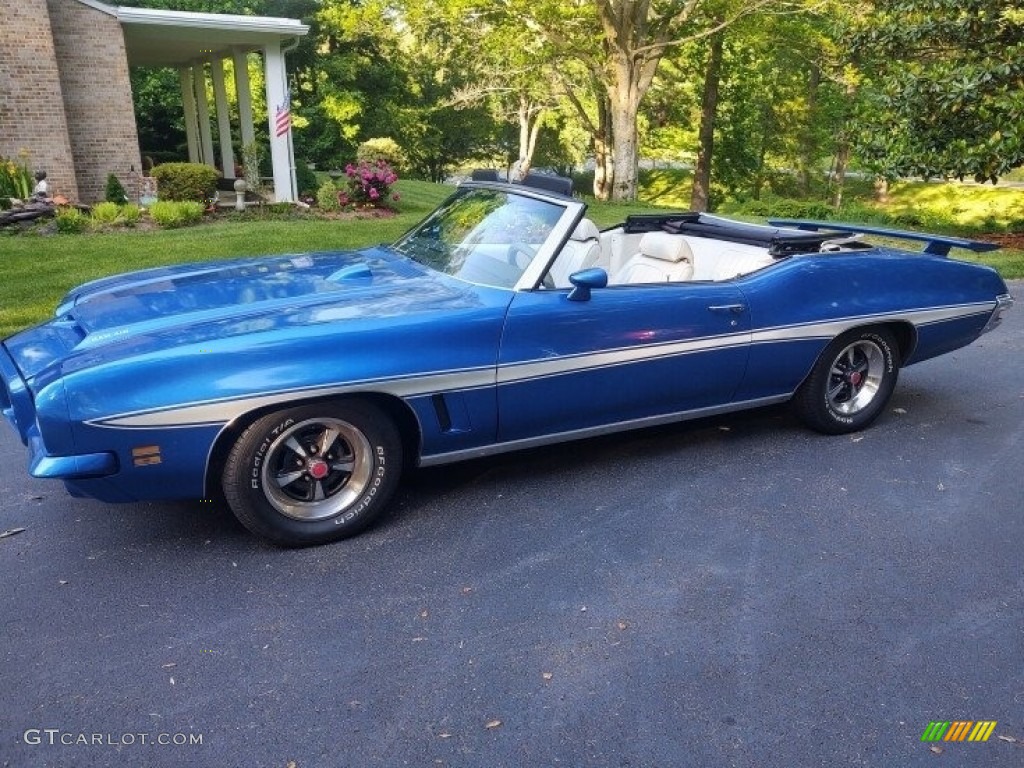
[
  {"left": 222, "top": 400, "right": 402, "bottom": 546},
  {"left": 793, "top": 327, "right": 899, "bottom": 435}
]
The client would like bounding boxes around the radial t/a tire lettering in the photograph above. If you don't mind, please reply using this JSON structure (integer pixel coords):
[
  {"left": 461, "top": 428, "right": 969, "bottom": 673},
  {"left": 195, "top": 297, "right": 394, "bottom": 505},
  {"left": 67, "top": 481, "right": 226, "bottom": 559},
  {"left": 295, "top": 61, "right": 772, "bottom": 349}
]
[
  {"left": 793, "top": 327, "right": 900, "bottom": 435},
  {"left": 222, "top": 400, "right": 402, "bottom": 546}
]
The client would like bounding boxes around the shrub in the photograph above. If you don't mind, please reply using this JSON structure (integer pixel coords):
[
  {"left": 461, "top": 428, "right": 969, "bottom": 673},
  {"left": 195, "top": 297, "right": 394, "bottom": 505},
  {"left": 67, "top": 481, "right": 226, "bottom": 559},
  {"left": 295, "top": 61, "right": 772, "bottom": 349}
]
[
  {"left": 0, "top": 155, "right": 33, "bottom": 200},
  {"left": 90, "top": 201, "right": 123, "bottom": 228},
  {"left": 151, "top": 162, "right": 218, "bottom": 203},
  {"left": 55, "top": 207, "right": 88, "bottom": 234},
  {"left": 344, "top": 160, "right": 398, "bottom": 208},
  {"left": 120, "top": 204, "right": 142, "bottom": 227},
  {"left": 150, "top": 200, "right": 204, "bottom": 228},
  {"left": 105, "top": 173, "right": 128, "bottom": 203},
  {"left": 722, "top": 196, "right": 836, "bottom": 221},
  {"left": 295, "top": 162, "right": 318, "bottom": 198},
  {"left": 356, "top": 138, "right": 408, "bottom": 174},
  {"left": 316, "top": 179, "right": 341, "bottom": 212}
]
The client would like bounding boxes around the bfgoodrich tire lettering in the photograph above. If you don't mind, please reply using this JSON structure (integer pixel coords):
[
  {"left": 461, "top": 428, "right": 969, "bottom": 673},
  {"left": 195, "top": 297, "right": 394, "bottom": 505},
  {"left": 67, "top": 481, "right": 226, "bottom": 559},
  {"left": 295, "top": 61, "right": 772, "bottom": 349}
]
[
  {"left": 222, "top": 400, "right": 402, "bottom": 546},
  {"left": 793, "top": 327, "right": 900, "bottom": 435}
]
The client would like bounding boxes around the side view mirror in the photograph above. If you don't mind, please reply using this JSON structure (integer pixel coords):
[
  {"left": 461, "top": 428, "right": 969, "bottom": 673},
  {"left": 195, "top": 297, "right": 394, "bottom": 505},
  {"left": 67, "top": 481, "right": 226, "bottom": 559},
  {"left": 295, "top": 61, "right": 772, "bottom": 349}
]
[{"left": 567, "top": 267, "right": 608, "bottom": 302}]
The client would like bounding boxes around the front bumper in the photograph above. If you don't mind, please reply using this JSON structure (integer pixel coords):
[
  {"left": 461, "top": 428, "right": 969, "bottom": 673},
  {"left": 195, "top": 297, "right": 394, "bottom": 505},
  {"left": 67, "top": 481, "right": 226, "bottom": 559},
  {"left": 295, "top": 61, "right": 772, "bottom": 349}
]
[
  {"left": 0, "top": 343, "right": 34, "bottom": 445},
  {"left": 3, "top": 343, "right": 118, "bottom": 480},
  {"left": 28, "top": 427, "right": 118, "bottom": 479}
]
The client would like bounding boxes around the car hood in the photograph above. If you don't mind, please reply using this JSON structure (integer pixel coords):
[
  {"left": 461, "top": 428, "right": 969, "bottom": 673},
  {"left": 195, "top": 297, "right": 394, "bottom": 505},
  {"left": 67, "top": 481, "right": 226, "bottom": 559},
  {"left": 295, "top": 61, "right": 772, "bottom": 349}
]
[{"left": 4, "top": 246, "right": 500, "bottom": 383}]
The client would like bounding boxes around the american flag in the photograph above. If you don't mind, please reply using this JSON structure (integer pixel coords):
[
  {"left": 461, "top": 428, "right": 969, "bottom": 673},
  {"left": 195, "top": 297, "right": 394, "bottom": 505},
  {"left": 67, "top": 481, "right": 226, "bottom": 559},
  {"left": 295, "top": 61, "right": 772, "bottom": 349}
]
[{"left": 275, "top": 101, "right": 291, "bottom": 138}]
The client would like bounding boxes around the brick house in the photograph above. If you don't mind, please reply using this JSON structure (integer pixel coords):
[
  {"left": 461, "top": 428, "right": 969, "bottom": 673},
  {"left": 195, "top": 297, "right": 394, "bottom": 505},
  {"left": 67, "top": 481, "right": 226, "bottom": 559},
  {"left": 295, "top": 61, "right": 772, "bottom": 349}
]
[{"left": 0, "top": 0, "right": 307, "bottom": 203}]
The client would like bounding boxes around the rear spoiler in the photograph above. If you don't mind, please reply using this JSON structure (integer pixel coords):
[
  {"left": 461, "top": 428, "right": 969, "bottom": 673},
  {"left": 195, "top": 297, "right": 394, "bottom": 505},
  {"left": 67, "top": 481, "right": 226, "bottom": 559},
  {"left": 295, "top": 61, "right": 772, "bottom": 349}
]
[{"left": 767, "top": 219, "right": 1000, "bottom": 257}]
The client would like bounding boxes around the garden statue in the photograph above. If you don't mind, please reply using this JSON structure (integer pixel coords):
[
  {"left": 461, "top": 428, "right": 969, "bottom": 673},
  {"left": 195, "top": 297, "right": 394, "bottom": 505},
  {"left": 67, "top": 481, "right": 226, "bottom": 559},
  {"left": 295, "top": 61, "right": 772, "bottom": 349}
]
[{"left": 32, "top": 170, "right": 49, "bottom": 199}]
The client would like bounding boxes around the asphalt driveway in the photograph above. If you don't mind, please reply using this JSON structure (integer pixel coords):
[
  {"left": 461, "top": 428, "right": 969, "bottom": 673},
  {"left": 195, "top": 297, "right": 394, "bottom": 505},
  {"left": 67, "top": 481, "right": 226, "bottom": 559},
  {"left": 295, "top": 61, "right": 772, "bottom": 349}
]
[{"left": 1, "top": 282, "right": 1022, "bottom": 768}]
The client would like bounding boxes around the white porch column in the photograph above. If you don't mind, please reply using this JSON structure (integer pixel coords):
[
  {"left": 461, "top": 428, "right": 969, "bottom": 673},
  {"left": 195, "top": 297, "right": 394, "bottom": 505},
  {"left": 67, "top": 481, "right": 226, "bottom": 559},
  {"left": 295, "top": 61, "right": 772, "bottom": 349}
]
[
  {"left": 210, "top": 57, "right": 236, "bottom": 178},
  {"left": 262, "top": 41, "right": 294, "bottom": 202},
  {"left": 233, "top": 49, "right": 256, "bottom": 151},
  {"left": 179, "top": 66, "right": 200, "bottom": 163},
  {"left": 193, "top": 63, "right": 216, "bottom": 168}
]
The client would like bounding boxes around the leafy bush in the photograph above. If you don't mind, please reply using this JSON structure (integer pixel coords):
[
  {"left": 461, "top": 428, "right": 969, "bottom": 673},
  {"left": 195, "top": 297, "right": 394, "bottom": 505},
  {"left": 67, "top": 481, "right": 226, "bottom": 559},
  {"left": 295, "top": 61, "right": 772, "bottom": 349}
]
[
  {"left": 356, "top": 138, "right": 408, "bottom": 174},
  {"left": 105, "top": 173, "right": 128, "bottom": 203},
  {"left": 151, "top": 162, "right": 218, "bottom": 203},
  {"left": 721, "top": 196, "right": 835, "bottom": 221},
  {"left": 149, "top": 200, "right": 204, "bottom": 228},
  {"left": 90, "top": 201, "right": 123, "bottom": 228},
  {"left": 55, "top": 207, "right": 88, "bottom": 234},
  {"left": 344, "top": 160, "right": 398, "bottom": 207},
  {"left": 1, "top": 156, "right": 33, "bottom": 200},
  {"left": 295, "top": 162, "right": 318, "bottom": 198},
  {"left": 316, "top": 179, "right": 340, "bottom": 212},
  {"left": 120, "top": 204, "right": 142, "bottom": 227}
]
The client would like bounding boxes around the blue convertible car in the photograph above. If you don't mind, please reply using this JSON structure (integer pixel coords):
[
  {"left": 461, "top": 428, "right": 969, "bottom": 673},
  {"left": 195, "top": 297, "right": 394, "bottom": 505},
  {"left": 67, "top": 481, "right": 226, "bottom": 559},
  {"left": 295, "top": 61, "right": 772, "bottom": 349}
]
[{"left": 0, "top": 178, "right": 1014, "bottom": 545}]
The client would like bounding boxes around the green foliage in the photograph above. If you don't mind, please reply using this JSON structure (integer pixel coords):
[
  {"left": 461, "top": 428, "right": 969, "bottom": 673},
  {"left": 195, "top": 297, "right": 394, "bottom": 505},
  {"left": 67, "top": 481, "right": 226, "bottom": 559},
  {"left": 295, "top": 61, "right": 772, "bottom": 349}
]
[
  {"left": 718, "top": 178, "right": 1024, "bottom": 235},
  {"left": 1, "top": 156, "right": 33, "bottom": 200},
  {"left": 151, "top": 162, "right": 218, "bottom": 203},
  {"left": 105, "top": 173, "right": 129, "bottom": 204},
  {"left": 316, "top": 179, "right": 341, "bottom": 211},
  {"left": 720, "top": 195, "right": 836, "bottom": 221},
  {"left": 55, "top": 207, "right": 88, "bottom": 234},
  {"left": 149, "top": 200, "right": 205, "bottom": 228},
  {"left": 357, "top": 138, "right": 408, "bottom": 174},
  {"left": 120, "top": 204, "right": 142, "bottom": 227},
  {"left": 90, "top": 202, "right": 124, "bottom": 227},
  {"left": 295, "top": 162, "right": 318, "bottom": 198},
  {"left": 853, "top": 0, "right": 1024, "bottom": 182}
]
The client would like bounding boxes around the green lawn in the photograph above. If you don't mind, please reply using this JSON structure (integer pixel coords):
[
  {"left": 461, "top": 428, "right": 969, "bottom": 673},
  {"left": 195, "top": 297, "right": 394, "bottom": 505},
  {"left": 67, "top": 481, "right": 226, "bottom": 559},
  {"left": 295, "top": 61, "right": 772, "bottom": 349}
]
[{"left": 1, "top": 177, "right": 1019, "bottom": 338}]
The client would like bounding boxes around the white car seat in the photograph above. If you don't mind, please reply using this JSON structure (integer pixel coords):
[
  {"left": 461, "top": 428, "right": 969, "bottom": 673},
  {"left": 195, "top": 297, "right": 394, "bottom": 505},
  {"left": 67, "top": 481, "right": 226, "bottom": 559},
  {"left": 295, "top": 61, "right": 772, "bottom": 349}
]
[
  {"left": 547, "top": 218, "right": 602, "bottom": 288},
  {"left": 612, "top": 231, "right": 695, "bottom": 284},
  {"left": 687, "top": 239, "right": 775, "bottom": 281}
]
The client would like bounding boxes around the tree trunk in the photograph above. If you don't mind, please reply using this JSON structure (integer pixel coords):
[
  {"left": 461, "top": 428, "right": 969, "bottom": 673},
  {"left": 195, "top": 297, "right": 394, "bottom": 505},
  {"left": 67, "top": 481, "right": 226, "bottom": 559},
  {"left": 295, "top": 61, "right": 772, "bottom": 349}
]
[
  {"left": 690, "top": 31, "right": 724, "bottom": 212},
  {"left": 798, "top": 64, "right": 821, "bottom": 198},
  {"left": 611, "top": 101, "right": 639, "bottom": 201},
  {"left": 596, "top": 3, "right": 662, "bottom": 203},
  {"left": 593, "top": 95, "right": 614, "bottom": 200},
  {"left": 516, "top": 94, "right": 544, "bottom": 179},
  {"left": 752, "top": 104, "right": 772, "bottom": 200},
  {"left": 831, "top": 139, "right": 850, "bottom": 208}
]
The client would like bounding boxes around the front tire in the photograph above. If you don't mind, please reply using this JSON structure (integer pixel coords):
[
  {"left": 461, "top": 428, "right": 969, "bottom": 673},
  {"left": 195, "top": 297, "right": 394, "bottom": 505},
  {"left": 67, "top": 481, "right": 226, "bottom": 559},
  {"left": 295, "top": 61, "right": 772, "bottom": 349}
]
[
  {"left": 793, "top": 327, "right": 900, "bottom": 435},
  {"left": 222, "top": 400, "right": 402, "bottom": 546}
]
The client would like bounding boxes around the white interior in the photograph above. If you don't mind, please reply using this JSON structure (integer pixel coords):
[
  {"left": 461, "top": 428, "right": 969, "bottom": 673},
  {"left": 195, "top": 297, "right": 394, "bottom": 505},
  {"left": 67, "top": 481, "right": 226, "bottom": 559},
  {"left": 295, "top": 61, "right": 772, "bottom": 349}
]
[{"left": 545, "top": 220, "right": 778, "bottom": 287}]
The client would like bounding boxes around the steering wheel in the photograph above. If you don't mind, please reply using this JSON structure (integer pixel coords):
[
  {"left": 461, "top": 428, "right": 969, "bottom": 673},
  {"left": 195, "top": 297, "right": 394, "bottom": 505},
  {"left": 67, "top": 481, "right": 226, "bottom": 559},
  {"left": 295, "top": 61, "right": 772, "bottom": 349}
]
[{"left": 506, "top": 242, "right": 537, "bottom": 268}]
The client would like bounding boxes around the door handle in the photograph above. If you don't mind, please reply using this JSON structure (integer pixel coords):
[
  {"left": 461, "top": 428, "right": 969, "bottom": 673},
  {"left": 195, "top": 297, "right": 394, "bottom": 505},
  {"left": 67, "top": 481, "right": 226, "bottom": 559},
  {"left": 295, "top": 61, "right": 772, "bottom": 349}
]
[{"left": 707, "top": 303, "right": 746, "bottom": 314}]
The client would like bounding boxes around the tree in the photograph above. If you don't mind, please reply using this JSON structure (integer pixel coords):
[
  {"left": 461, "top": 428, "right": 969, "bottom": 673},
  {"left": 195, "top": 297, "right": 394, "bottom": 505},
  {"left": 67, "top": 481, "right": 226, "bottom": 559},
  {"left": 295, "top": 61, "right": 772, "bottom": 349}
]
[
  {"left": 505, "top": 0, "right": 791, "bottom": 200},
  {"left": 854, "top": 0, "right": 1024, "bottom": 182},
  {"left": 689, "top": 29, "right": 724, "bottom": 211}
]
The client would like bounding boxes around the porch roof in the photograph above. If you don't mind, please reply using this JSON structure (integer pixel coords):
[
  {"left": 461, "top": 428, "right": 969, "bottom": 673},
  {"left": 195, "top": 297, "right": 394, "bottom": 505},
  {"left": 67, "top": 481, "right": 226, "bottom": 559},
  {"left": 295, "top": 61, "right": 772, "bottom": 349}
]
[{"left": 80, "top": 1, "right": 310, "bottom": 67}]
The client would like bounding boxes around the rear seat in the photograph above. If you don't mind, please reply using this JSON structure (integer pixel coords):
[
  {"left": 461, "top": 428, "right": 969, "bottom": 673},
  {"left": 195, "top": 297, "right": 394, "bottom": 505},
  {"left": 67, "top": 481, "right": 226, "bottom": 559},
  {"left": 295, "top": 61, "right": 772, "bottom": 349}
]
[
  {"left": 612, "top": 231, "right": 694, "bottom": 284},
  {"left": 686, "top": 238, "right": 775, "bottom": 281}
]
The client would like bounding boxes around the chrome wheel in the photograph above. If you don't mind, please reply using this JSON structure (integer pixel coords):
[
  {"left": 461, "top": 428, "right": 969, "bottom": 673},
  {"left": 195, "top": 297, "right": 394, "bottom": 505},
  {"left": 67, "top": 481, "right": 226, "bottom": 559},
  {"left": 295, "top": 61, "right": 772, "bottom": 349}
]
[
  {"left": 826, "top": 339, "right": 887, "bottom": 415},
  {"left": 261, "top": 417, "right": 372, "bottom": 521},
  {"left": 793, "top": 327, "right": 900, "bottom": 435}
]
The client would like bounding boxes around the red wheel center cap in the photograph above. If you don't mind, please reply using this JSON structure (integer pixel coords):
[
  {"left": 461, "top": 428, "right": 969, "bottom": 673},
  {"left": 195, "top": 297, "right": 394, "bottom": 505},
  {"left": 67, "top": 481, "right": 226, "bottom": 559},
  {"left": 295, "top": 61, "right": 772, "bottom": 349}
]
[
  {"left": 307, "top": 458, "right": 329, "bottom": 480},
  {"left": 849, "top": 371, "right": 863, "bottom": 387}
]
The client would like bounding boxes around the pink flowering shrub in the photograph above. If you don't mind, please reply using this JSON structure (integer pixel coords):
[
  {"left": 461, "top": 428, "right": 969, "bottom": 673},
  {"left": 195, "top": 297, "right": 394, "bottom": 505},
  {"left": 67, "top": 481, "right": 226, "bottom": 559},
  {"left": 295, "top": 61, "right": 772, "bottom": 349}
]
[{"left": 343, "top": 160, "right": 399, "bottom": 208}]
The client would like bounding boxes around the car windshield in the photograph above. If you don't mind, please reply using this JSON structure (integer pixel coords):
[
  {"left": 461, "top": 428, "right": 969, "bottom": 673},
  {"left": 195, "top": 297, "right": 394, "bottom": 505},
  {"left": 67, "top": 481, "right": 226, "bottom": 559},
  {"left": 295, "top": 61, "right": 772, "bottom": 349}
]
[{"left": 392, "top": 186, "right": 566, "bottom": 288}]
